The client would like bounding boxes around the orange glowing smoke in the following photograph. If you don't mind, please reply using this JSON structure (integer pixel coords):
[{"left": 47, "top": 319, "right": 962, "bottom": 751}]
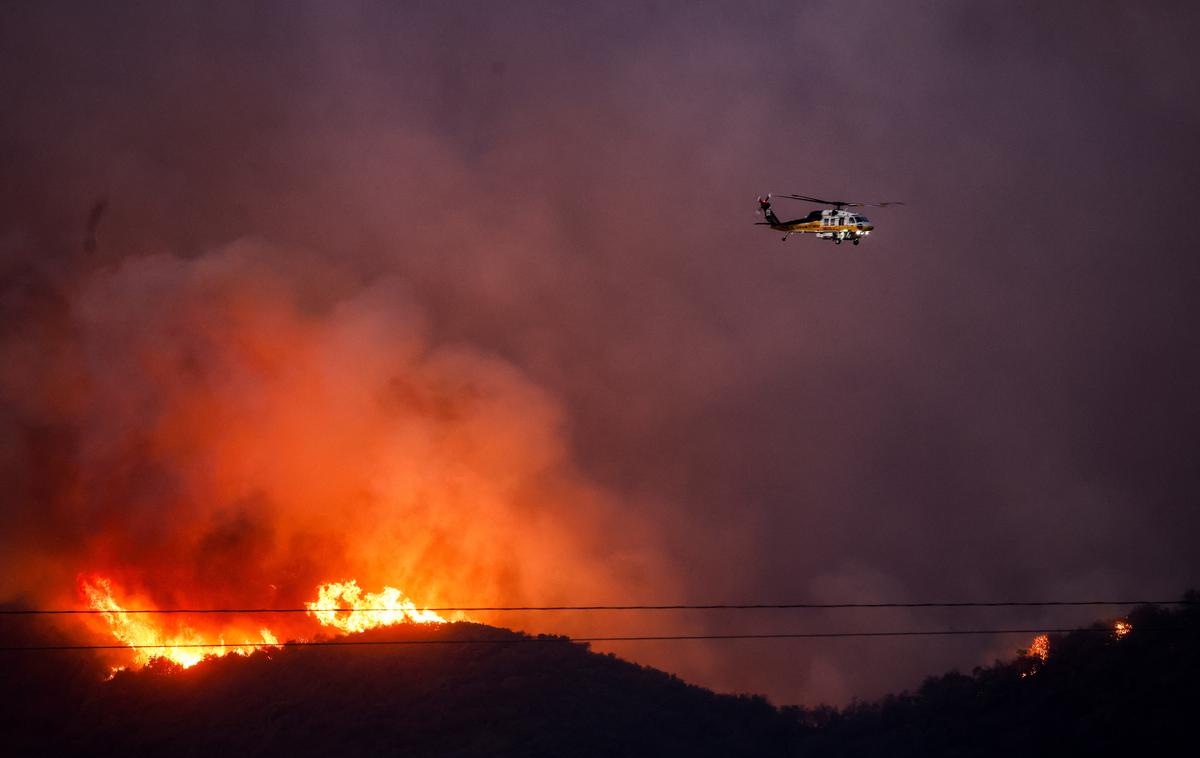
[
  {"left": 9, "top": 244, "right": 673, "bottom": 678},
  {"left": 305, "top": 580, "right": 449, "bottom": 632}
]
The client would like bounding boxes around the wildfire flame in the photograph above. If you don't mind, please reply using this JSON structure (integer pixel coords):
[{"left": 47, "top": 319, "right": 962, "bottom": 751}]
[
  {"left": 83, "top": 575, "right": 448, "bottom": 671},
  {"left": 1027, "top": 634, "right": 1049, "bottom": 661},
  {"left": 305, "top": 580, "right": 448, "bottom": 632},
  {"left": 1020, "top": 633, "right": 1050, "bottom": 677},
  {"left": 1020, "top": 620, "right": 1133, "bottom": 679},
  {"left": 83, "top": 576, "right": 279, "bottom": 669}
]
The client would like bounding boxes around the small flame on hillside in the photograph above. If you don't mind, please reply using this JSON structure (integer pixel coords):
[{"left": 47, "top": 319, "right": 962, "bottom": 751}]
[
  {"left": 1020, "top": 620, "right": 1133, "bottom": 679},
  {"left": 1026, "top": 634, "right": 1049, "bottom": 662},
  {"left": 1019, "top": 634, "right": 1050, "bottom": 678}
]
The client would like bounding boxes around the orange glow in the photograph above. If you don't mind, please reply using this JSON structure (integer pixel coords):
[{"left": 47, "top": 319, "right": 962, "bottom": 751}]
[
  {"left": 1114, "top": 620, "right": 1132, "bottom": 638},
  {"left": 83, "top": 576, "right": 278, "bottom": 669},
  {"left": 305, "top": 580, "right": 448, "bottom": 632}
]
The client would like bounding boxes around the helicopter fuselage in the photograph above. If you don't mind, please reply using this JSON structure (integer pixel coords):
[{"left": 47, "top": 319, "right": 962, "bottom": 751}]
[{"left": 763, "top": 208, "right": 874, "bottom": 243}]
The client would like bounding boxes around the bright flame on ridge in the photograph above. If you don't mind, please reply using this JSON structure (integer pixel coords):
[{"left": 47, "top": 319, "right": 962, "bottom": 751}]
[
  {"left": 305, "top": 580, "right": 447, "bottom": 632},
  {"left": 82, "top": 576, "right": 279, "bottom": 669},
  {"left": 84, "top": 576, "right": 448, "bottom": 672}
]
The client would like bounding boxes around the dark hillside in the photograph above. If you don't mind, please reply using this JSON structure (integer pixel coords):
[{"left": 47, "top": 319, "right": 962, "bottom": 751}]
[
  {"left": 2, "top": 598, "right": 1197, "bottom": 757},
  {"left": 792, "top": 597, "right": 1200, "bottom": 757},
  {"left": 0, "top": 620, "right": 797, "bottom": 757}
]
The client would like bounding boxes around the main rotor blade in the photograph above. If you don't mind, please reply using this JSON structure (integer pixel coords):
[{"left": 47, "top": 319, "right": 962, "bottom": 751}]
[
  {"left": 780, "top": 194, "right": 904, "bottom": 209},
  {"left": 779, "top": 194, "right": 846, "bottom": 205}
]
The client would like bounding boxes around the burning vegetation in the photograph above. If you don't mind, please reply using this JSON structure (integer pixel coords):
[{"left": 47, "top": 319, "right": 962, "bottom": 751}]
[
  {"left": 305, "top": 580, "right": 450, "bottom": 632},
  {"left": 82, "top": 574, "right": 453, "bottom": 671},
  {"left": 1019, "top": 619, "right": 1137, "bottom": 678},
  {"left": 1026, "top": 634, "right": 1050, "bottom": 662},
  {"left": 82, "top": 576, "right": 278, "bottom": 669}
]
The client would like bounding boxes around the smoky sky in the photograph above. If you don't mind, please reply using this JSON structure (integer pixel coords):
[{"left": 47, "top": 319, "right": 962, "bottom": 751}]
[{"left": 2, "top": 0, "right": 1199, "bottom": 705}]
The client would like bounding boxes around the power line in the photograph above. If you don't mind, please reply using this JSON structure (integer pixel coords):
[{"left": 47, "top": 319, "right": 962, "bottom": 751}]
[
  {"left": 2, "top": 599, "right": 1194, "bottom": 616},
  {"left": 2, "top": 626, "right": 1195, "bottom": 653}
]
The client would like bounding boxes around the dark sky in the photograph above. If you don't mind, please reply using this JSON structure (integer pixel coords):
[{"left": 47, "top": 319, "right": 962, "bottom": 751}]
[{"left": 2, "top": 0, "right": 1198, "bottom": 705}]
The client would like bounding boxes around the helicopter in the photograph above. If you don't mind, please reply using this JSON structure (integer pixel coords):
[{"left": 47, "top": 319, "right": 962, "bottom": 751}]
[{"left": 756, "top": 193, "right": 903, "bottom": 244}]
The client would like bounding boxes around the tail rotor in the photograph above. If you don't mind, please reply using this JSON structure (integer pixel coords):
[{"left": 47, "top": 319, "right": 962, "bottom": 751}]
[{"left": 756, "top": 193, "right": 783, "bottom": 231}]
